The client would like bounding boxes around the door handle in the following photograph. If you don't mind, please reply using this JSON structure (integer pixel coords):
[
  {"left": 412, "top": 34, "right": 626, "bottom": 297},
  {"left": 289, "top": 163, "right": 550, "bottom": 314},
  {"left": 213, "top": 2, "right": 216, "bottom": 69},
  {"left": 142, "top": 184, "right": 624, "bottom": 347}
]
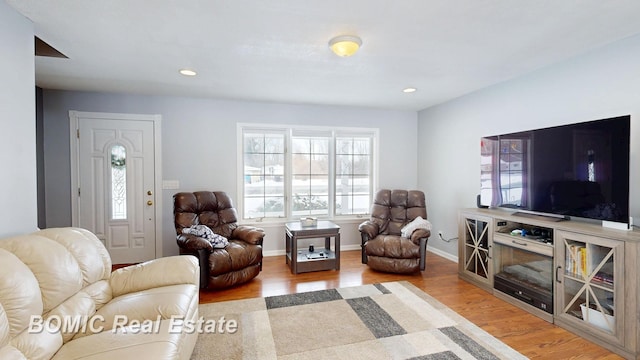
[
  {"left": 147, "top": 190, "right": 153, "bottom": 195},
  {"left": 147, "top": 200, "right": 153, "bottom": 206}
]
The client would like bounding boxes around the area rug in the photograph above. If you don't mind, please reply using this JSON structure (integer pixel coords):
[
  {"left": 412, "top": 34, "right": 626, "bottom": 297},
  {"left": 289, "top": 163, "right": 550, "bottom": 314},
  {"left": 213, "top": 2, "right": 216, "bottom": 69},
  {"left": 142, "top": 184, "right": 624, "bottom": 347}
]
[{"left": 191, "top": 281, "right": 527, "bottom": 360}]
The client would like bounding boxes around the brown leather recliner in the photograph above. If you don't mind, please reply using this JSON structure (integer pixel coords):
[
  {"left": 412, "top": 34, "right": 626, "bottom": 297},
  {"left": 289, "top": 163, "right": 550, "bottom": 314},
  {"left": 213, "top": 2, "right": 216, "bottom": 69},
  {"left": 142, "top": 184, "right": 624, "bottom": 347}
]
[
  {"left": 173, "top": 191, "right": 264, "bottom": 290},
  {"left": 358, "top": 189, "right": 430, "bottom": 273}
]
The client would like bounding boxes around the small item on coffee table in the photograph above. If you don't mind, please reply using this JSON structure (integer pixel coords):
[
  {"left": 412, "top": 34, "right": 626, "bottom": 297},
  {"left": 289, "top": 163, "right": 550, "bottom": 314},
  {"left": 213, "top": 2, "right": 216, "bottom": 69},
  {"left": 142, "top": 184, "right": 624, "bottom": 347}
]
[{"left": 300, "top": 217, "right": 317, "bottom": 227}]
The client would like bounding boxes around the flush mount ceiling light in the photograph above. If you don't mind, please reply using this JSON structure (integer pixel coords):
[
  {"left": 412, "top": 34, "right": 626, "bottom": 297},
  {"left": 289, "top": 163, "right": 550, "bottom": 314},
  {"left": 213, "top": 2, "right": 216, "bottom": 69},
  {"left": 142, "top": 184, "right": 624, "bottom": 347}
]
[
  {"left": 179, "top": 69, "right": 197, "bottom": 76},
  {"left": 403, "top": 87, "right": 417, "bottom": 93},
  {"left": 328, "top": 35, "right": 362, "bottom": 57}
]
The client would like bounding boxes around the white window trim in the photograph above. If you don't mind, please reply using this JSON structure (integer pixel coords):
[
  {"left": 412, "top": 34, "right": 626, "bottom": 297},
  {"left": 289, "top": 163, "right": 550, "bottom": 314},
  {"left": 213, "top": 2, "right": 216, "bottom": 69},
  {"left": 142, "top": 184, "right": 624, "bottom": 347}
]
[{"left": 237, "top": 123, "right": 379, "bottom": 224}]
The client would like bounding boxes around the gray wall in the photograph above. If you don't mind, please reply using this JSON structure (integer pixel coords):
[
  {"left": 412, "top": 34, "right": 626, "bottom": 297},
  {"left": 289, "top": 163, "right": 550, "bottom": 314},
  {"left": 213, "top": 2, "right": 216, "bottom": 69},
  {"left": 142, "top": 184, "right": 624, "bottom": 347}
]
[
  {"left": 41, "top": 91, "right": 419, "bottom": 256},
  {"left": 0, "top": 2, "right": 37, "bottom": 236},
  {"left": 418, "top": 33, "right": 640, "bottom": 257}
]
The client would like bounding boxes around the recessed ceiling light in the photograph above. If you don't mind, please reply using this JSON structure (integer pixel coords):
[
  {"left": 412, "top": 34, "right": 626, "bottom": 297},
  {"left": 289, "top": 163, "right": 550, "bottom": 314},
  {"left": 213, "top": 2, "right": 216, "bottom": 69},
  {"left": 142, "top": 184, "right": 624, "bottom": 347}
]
[
  {"left": 179, "top": 69, "right": 197, "bottom": 76},
  {"left": 403, "top": 87, "right": 417, "bottom": 93}
]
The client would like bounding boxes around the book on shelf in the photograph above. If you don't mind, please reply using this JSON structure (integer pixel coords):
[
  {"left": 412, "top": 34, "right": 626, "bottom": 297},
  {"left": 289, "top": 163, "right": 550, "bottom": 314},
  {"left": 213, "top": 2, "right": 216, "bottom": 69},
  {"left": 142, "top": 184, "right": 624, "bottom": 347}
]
[
  {"left": 566, "top": 243, "right": 587, "bottom": 278},
  {"left": 593, "top": 272, "right": 614, "bottom": 286}
]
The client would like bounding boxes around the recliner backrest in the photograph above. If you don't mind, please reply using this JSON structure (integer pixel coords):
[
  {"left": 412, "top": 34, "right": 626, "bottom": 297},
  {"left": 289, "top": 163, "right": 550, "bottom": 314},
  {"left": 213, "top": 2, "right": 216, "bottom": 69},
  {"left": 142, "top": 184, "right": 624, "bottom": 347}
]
[
  {"left": 369, "top": 189, "right": 427, "bottom": 236},
  {"left": 173, "top": 191, "right": 239, "bottom": 238}
]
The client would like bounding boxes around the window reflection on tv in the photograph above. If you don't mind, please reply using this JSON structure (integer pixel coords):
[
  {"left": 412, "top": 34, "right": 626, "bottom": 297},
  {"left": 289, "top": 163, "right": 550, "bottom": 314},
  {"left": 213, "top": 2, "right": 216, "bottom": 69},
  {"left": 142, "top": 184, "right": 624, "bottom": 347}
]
[{"left": 480, "top": 115, "right": 630, "bottom": 224}]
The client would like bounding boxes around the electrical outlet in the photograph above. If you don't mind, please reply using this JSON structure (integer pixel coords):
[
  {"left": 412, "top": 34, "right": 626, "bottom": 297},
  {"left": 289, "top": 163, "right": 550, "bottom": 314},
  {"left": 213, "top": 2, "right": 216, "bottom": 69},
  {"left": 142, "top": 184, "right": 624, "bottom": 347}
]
[{"left": 438, "top": 231, "right": 444, "bottom": 240}]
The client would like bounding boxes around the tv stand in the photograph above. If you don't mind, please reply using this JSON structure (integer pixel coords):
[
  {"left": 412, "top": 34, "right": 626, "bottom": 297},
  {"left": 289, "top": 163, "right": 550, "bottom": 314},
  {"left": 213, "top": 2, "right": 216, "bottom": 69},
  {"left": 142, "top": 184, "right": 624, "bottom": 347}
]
[
  {"left": 511, "top": 211, "right": 566, "bottom": 222},
  {"left": 459, "top": 208, "right": 640, "bottom": 360}
]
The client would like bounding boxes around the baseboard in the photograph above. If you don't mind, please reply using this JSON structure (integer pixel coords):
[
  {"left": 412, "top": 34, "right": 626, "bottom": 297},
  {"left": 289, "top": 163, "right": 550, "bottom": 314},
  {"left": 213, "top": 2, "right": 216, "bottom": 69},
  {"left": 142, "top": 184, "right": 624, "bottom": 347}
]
[
  {"left": 264, "top": 244, "right": 361, "bottom": 257},
  {"left": 265, "top": 244, "right": 458, "bottom": 263},
  {"left": 427, "top": 246, "right": 458, "bottom": 263},
  {"left": 263, "top": 250, "right": 285, "bottom": 257}
]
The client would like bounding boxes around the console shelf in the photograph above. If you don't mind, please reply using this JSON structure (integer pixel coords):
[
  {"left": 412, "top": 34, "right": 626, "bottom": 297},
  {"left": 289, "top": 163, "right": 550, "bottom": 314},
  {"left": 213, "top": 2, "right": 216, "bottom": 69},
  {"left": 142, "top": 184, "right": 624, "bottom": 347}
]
[{"left": 459, "top": 208, "right": 640, "bottom": 360}]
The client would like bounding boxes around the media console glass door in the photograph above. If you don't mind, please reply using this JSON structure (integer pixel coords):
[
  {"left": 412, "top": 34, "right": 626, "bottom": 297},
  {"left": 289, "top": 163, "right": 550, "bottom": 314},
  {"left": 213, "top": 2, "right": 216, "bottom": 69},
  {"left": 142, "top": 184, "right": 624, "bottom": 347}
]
[
  {"left": 493, "top": 242, "right": 554, "bottom": 313},
  {"left": 460, "top": 216, "right": 492, "bottom": 287},
  {"left": 555, "top": 230, "right": 623, "bottom": 344}
]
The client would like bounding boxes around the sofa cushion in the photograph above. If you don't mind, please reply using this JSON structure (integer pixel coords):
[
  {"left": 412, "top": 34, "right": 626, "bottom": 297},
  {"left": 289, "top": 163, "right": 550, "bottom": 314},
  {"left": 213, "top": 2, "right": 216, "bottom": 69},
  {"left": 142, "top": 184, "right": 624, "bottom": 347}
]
[
  {"left": 78, "top": 284, "right": 198, "bottom": 338},
  {"left": 208, "top": 241, "right": 262, "bottom": 276},
  {"left": 0, "top": 248, "right": 62, "bottom": 360},
  {"left": 52, "top": 320, "right": 192, "bottom": 360},
  {"left": 109, "top": 257, "right": 199, "bottom": 298},
  {"left": 0, "top": 249, "right": 43, "bottom": 340},
  {"left": 366, "top": 256, "right": 420, "bottom": 274},
  {"left": 365, "top": 235, "right": 420, "bottom": 259},
  {"left": 35, "top": 228, "right": 112, "bottom": 287},
  {"left": 0, "top": 236, "right": 84, "bottom": 314}
]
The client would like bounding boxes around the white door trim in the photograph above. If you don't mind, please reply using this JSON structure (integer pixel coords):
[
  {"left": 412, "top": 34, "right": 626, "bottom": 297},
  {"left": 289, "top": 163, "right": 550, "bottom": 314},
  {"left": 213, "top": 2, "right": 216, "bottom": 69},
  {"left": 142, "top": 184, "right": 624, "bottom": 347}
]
[{"left": 69, "top": 110, "right": 163, "bottom": 259}]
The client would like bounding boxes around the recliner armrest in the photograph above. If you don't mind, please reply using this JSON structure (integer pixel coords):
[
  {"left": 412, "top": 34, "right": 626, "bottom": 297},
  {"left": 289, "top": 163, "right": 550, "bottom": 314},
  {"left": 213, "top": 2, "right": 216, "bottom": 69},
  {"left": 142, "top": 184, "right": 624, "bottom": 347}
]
[
  {"left": 177, "top": 233, "right": 213, "bottom": 251},
  {"left": 410, "top": 228, "right": 431, "bottom": 245},
  {"left": 110, "top": 256, "right": 200, "bottom": 297},
  {"left": 232, "top": 225, "right": 265, "bottom": 245},
  {"left": 358, "top": 221, "right": 379, "bottom": 239}
]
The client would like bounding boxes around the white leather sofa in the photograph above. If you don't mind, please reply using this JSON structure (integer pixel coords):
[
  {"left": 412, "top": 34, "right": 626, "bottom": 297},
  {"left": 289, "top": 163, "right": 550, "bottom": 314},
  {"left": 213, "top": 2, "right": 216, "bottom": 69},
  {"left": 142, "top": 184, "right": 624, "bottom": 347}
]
[{"left": 0, "top": 227, "right": 200, "bottom": 359}]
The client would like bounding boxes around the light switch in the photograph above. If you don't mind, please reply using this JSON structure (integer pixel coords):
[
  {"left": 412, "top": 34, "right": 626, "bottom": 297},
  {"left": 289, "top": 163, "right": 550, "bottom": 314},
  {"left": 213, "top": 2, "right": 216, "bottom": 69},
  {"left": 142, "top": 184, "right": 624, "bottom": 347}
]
[{"left": 162, "top": 180, "right": 180, "bottom": 189}]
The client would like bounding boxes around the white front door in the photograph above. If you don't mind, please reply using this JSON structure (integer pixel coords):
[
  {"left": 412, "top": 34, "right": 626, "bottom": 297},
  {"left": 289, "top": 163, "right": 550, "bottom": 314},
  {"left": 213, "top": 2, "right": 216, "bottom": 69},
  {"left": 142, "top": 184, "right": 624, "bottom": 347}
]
[{"left": 71, "top": 111, "right": 161, "bottom": 264}]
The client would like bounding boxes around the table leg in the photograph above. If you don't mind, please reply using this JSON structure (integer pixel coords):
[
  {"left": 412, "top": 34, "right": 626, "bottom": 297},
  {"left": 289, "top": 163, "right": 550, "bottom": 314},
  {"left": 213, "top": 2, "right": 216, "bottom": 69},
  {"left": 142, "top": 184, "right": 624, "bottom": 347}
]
[
  {"left": 291, "top": 234, "right": 298, "bottom": 274},
  {"left": 335, "top": 233, "right": 340, "bottom": 270},
  {"left": 285, "top": 232, "right": 290, "bottom": 265}
]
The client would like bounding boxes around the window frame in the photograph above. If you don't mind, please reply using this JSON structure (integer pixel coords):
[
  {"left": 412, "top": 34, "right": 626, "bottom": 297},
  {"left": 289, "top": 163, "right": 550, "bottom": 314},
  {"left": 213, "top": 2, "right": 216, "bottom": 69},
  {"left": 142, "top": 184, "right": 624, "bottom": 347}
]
[{"left": 237, "top": 123, "right": 378, "bottom": 222}]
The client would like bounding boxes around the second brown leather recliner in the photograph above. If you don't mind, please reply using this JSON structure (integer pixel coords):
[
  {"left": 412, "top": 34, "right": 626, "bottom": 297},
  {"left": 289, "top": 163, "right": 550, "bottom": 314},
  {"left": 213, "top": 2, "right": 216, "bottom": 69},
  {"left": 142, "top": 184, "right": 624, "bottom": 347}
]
[
  {"left": 358, "top": 189, "right": 430, "bottom": 273},
  {"left": 173, "top": 191, "right": 264, "bottom": 290}
]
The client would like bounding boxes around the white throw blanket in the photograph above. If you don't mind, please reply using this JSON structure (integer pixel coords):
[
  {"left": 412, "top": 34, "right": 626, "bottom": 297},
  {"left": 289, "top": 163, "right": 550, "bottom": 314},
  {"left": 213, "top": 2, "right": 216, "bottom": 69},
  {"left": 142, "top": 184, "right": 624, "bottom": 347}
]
[{"left": 401, "top": 216, "right": 432, "bottom": 238}]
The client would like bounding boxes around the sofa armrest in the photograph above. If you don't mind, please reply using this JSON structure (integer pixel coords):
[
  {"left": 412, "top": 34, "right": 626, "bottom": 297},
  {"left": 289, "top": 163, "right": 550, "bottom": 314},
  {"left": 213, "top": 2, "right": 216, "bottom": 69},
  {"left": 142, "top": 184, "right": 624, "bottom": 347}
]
[
  {"left": 410, "top": 228, "right": 431, "bottom": 245},
  {"left": 177, "top": 233, "right": 213, "bottom": 251},
  {"left": 358, "top": 221, "right": 379, "bottom": 239},
  {"left": 232, "top": 225, "right": 264, "bottom": 245},
  {"left": 110, "top": 256, "right": 200, "bottom": 297}
]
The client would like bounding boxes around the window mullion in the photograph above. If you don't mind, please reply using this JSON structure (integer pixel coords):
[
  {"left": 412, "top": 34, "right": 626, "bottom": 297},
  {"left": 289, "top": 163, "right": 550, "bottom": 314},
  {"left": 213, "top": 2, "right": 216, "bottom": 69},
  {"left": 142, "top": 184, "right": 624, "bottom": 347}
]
[
  {"left": 285, "top": 129, "right": 292, "bottom": 219},
  {"left": 329, "top": 132, "right": 336, "bottom": 216}
]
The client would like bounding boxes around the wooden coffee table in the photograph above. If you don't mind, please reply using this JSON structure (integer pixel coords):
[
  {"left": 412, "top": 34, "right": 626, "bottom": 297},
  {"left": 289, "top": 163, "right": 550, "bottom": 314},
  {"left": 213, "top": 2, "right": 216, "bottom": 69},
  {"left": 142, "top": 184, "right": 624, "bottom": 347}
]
[{"left": 285, "top": 220, "right": 340, "bottom": 274}]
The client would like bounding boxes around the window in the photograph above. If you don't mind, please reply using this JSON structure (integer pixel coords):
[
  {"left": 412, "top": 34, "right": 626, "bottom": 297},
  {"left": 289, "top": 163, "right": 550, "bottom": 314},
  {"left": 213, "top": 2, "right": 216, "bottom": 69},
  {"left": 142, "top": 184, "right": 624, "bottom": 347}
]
[
  {"left": 243, "top": 132, "right": 286, "bottom": 218},
  {"left": 239, "top": 125, "right": 377, "bottom": 220},
  {"left": 110, "top": 144, "right": 127, "bottom": 220},
  {"left": 335, "top": 136, "right": 371, "bottom": 215},
  {"left": 291, "top": 135, "right": 330, "bottom": 217}
]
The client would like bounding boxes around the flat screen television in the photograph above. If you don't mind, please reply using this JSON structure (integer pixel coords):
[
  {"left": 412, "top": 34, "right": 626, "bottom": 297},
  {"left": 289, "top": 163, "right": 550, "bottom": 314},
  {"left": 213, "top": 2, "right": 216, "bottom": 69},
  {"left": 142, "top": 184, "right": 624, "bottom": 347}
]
[{"left": 480, "top": 115, "right": 630, "bottom": 225}]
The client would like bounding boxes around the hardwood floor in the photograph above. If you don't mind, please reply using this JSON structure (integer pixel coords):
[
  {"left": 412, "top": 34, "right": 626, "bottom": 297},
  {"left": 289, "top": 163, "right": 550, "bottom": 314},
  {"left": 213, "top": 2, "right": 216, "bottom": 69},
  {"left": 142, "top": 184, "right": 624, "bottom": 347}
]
[{"left": 199, "top": 250, "right": 622, "bottom": 359}]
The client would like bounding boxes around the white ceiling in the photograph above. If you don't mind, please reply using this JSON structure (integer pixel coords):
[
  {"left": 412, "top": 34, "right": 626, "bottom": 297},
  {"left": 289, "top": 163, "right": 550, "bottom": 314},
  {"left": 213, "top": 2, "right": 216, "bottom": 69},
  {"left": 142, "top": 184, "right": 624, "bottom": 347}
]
[{"left": 8, "top": 0, "right": 640, "bottom": 111}]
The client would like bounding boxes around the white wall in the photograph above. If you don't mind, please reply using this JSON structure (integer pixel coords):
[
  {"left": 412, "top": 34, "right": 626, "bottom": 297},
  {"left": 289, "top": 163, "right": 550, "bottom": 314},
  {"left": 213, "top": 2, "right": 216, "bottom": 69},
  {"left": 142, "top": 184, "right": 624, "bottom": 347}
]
[
  {"left": 0, "top": 2, "right": 37, "bottom": 236},
  {"left": 42, "top": 91, "right": 419, "bottom": 256},
  {"left": 418, "top": 33, "right": 640, "bottom": 257}
]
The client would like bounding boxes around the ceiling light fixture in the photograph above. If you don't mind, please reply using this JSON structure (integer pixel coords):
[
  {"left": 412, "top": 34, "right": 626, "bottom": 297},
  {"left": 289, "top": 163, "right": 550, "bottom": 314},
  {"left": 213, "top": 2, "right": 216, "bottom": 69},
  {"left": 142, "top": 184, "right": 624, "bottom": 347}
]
[
  {"left": 328, "top": 35, "right": 362, "bottom": 57},
  {"left": 403, "top": 87, "right": 417, "bottom": 93},
  {"left": 179, "top": 69, "right": 197, "bottom": 76}
]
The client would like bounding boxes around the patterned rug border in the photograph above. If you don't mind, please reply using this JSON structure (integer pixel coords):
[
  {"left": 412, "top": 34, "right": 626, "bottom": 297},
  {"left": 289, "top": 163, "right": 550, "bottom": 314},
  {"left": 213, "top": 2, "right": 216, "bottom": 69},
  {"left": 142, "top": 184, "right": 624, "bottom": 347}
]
[{"left": 192, "top": 281, "right": 528, "bottom": 360}]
